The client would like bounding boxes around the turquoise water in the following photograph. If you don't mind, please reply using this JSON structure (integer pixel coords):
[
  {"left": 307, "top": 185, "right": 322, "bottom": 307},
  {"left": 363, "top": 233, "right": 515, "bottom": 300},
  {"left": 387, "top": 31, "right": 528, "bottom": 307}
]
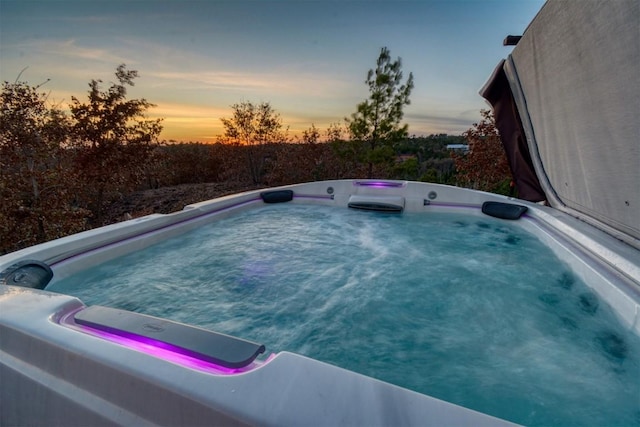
[{"left": 49, "top": 204, "right": 640, "bottom": 426}]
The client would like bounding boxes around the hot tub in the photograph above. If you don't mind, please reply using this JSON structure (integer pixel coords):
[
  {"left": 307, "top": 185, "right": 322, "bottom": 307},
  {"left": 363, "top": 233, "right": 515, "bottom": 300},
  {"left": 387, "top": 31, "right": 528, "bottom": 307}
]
[
  {"left": 2, "top": 0, "right": 639, "bottom": 424},
  {"left": 1, "top": 180, "right": 638, "bottom": 426}
]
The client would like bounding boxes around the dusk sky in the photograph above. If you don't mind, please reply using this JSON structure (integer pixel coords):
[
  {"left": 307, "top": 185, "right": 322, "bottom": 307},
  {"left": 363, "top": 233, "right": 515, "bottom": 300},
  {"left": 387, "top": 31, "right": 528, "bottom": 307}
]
[{"left": 1, "top": 0, "right": 545, "bottom": 142}]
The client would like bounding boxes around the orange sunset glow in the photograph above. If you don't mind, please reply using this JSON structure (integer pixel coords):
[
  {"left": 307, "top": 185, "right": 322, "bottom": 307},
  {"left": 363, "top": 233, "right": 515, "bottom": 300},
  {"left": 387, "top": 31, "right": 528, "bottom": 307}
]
[{"left": 1, "top": 0, "right": 544, "bottom": 143}]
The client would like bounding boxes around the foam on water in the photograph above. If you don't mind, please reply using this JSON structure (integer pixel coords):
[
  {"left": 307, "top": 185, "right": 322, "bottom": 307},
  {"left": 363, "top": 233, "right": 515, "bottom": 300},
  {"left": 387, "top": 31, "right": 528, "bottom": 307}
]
[{"left": 49, "top": 204, "right": 640, "bottom": 426}]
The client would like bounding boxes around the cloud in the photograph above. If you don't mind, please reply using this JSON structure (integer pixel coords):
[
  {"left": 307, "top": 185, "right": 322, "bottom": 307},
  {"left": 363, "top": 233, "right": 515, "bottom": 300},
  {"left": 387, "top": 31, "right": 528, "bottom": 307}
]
[
  {"left": 100, "top": 36, "right": 355, "bottom": 99},
  {"left": 406, "top": 112, "right": 476, "bottom": 127},
  {"left": 152, "top": 102, "right": 228, "bottom": 119},
  {"left": 404, "top": 111, "right": 481, "bottom": 136},
  {"left": 144, "top": 68, "right": 353, "bottom": 101},
  {"left": 147, "top": 71, "right": 285, "bottom": 92},
  {"left": 14, "top": 38, "right": 129, "bottom": 65}
]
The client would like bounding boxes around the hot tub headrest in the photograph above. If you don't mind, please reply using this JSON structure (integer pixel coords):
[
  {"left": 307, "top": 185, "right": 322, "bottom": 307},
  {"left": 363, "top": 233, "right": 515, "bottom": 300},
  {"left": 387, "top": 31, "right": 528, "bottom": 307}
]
[
  {"left": 482, "top": 201, "right": 528, "bottom": 220},
  {"left": 74, "top": 305, "right": 266, "bottom": 369},
  {"left": 0, "top": 260, "right": 54, "bottom": 290},
  {"left": 348, "top": 195, "right": 405, "bottom": 213},
  {"left": 261, "top": 190, "right": 294, "bottom": 203}
]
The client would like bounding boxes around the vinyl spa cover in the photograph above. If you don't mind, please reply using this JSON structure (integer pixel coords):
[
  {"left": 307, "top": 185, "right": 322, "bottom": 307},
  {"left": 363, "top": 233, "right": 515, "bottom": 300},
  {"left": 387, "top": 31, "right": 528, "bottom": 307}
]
[{"left": 482, "top": 0, "right": 639, "bottom": 249}]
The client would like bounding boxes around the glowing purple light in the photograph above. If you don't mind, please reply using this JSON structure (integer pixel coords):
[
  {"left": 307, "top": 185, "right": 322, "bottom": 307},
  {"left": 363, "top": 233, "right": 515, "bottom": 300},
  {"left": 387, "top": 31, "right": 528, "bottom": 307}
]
[
  {"left": 354, "top": 181, "right": 405, "bottom": 188},
  {"left": 59, "top": 310, "right": 265, "bottom": 375},
  {"left": 51, "top": 197, "right": 263, "bottom": 269}
]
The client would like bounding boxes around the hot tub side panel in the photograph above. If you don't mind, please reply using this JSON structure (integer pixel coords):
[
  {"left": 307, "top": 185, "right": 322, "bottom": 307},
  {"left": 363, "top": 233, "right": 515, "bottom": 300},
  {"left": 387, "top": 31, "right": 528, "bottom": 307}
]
[{"left": 0, "top": 286, "right": 516, "bottom": 427}]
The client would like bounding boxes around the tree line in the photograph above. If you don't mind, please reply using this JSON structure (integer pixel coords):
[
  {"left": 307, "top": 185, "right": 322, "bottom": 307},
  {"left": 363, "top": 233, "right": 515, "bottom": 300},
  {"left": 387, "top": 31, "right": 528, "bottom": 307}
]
[{"left": 0, "top": 48, "right": 511, "bottom": 254}]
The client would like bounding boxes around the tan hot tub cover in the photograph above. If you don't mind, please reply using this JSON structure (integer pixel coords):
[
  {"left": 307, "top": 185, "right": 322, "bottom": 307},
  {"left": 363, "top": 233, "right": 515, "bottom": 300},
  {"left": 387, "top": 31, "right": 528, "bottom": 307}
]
[{"left": 482, "top": 0, "right": 639, "bottom": 249}]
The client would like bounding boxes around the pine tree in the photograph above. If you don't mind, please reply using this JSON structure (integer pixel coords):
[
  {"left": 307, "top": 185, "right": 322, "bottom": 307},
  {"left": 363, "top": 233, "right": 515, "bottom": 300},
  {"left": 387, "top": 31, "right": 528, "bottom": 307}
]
[{"left": 346, "top": 47, "right": 414, "bottom": 178}]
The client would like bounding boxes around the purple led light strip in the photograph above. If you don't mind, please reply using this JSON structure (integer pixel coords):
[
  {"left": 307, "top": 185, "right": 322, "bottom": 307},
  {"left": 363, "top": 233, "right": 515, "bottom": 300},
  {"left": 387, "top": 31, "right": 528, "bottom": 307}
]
[
  {"left": 51, "top": 193, "right": 338, "bottom": 268},
  {"left": 293, "top": 194, "right": 334, "bottom": 200},
  {"left": 426, "top": 201, "right": 481, "bottom": 210},
  {"left": 51, "top": 197, "right": 263, "bottom": 268},
  {"left": 354, "top": 181, "right": 405, "bottom": 188},
  {"left": 59, "top": 309, "right": 270, "bottom": 375}
]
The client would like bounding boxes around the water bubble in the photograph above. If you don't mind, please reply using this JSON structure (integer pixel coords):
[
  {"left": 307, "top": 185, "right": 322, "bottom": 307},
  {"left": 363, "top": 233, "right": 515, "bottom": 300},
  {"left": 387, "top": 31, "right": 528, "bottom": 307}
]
[
  {"left": 559, "top": 316, "right": 578, "bottom": 330},
  {"left": 578, "top": 292, "right": 599, "bottom": 315},
  {"left": 505, "top": 235, "right": 521, "bottom": 245},
  {"left": 595, "top": 331, "right": 628, "bottom": 360},
  {"left": 538, "top": 293, "right": 561, "bottom": 306},
  {"left": 557, "top": 272, "right": 575, "bottom": 290}
]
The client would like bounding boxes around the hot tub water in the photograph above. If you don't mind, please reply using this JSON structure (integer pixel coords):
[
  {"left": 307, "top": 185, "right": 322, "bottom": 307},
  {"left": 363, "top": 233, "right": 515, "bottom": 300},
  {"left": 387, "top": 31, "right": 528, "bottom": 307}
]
[{"left": 49, "top": 204, "right": 640, "bottom": 426}]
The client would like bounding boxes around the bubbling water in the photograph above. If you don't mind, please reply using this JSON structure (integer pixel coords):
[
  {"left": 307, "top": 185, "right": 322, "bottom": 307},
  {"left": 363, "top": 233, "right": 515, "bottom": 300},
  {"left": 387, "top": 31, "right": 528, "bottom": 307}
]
[{"left": 49, "top": 204, "right": 640, "bottom": 426}]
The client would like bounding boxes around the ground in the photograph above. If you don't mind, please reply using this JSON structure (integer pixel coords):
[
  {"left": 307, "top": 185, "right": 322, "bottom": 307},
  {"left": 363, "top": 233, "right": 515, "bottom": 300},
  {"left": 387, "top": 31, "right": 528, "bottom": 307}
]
[{"left": 102, "top": 182, "right": 264, "bottom": 225}]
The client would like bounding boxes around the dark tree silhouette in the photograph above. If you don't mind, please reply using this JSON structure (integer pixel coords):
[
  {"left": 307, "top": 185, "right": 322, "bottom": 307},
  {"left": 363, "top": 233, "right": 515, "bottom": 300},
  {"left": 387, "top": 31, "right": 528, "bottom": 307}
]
[
  {"left": 0, "top": 80, "right": 88, "bottom": 253},
  {"left": 70, "top": 64, "right": 163, "bottom": 223},
  {"left": 218, "top": 101, "right": 288, "bottom": 184}
]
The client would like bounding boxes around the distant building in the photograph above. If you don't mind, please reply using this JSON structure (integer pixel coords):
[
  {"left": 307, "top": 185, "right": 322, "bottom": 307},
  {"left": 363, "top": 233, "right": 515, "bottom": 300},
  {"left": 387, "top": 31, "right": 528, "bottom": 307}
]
[{"left": 446, "top": 144, "right": 469, "bottom": 153}]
